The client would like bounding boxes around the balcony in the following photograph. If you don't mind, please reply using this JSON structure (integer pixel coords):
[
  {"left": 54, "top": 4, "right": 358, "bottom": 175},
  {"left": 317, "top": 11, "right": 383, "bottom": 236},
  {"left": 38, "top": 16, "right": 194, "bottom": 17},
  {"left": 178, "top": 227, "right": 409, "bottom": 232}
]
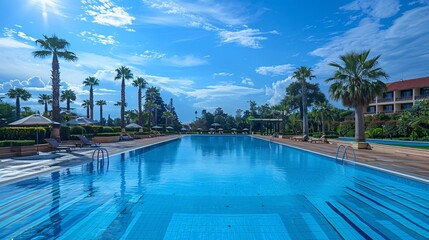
[
  {"left": 382, "top": 110, "right": 394, "bottom": 113},
  {"left": 415, "top": 94, "right": 429, "bottom": 100},
  {"left": 378, "top": 98, "right": 394, "bottom": 103},
  {"left": 395, "top": 96, "right": 413, "bottom": 101}
]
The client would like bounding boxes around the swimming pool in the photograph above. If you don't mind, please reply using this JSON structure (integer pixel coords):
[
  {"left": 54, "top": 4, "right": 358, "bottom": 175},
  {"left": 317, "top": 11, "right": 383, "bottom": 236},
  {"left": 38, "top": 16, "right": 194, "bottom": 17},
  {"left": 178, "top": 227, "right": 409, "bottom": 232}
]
[
  {"left": 1, "top": 136, "right": 428, "bottom": 239},
  {"left": 339, "top": 137, "right": 429, "bottom": 147}
]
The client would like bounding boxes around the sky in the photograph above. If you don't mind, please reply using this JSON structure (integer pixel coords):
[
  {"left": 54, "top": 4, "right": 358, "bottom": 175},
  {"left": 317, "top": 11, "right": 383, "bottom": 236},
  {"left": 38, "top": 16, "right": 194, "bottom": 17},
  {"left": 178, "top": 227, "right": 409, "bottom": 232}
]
[{"left": 0, "top": 0, "right": 428, "bottom": 123}]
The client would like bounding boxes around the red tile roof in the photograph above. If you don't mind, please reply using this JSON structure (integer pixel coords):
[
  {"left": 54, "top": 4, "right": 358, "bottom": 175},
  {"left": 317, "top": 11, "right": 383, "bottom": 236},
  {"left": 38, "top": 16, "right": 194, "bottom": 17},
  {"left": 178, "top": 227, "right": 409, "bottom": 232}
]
[{"left": 387, "top": 76, "right": 429, "bottom": 91}]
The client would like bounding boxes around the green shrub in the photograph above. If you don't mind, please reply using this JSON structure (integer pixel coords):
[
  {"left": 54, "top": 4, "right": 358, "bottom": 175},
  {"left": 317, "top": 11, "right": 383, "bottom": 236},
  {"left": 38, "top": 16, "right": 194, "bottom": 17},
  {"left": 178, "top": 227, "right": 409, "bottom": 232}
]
[
  {"left": 383, "top": 120, "right": 398, "bottom": 138},
  {"left": 60, "top": 126, "right": 71, "bottom": 140},
  {"left": 371, "top": 128, "right": 383, "bottom": 138},
  {"left": 70, "top": 126, "right": 85, "bottom": 134},
  {"left": 337, "top": 121, "right": 354, "bottom": 137},
  {"left": 0, "top": 127, "right": 46, "bottom": 141},
  {"left": 0, "top": 140, "right": 35, "bottom": 147},
  {"left": 95, "top": 132, "right": 121, "bottom": 137},
  {"left": 92, "top": 126, "right": 103, "bottom": 134},
  {"left": 101, "top": 126, "right": 114, "bottom": 133},
  {"left": 111, "top": 126, "right": 121, "bottom": 132}
]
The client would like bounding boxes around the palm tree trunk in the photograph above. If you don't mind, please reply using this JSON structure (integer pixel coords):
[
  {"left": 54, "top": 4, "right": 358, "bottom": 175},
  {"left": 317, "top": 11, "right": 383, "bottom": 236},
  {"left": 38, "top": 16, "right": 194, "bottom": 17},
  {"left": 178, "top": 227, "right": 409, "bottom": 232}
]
[
  {"left": 302, "top": 84, "right": 309, "bottom": 136},
  {"left": 138, "top": 87, "right": 142, "bottom": 126},
  {"left": 100, "top": 105, "right": 103, "bottom": 126},
  {"left": 89, "top": 86, "right": 93, "bottom": 120},
  {"left": 121, "top": 77, "right": 125, "bottom": 133},
  {"left": 67, "top": 99, "right": 70, "bottom": 111},
  {"left": 51, "top": 53, "right": 61, "bottom": 139},
  {"left": 44, "top": 101, "right": 48, "bottom": 115},
  {"left": 16, "top": 97, "right": 20, "bottom": 119},
  {"left": 355, "top": 105, "right": 366, "bottom": 142},
  {"left": 321, "top": 115, "right": 325, "bottom": 134},
  {"left": 86, "top": 106, "right": 89, "bottom": 118}
]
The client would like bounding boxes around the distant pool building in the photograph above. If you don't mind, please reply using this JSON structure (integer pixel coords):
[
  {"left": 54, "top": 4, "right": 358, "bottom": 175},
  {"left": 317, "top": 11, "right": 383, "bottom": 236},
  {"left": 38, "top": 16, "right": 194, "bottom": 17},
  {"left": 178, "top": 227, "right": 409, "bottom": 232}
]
[{"left": 365, "top": 76, "right": 429, "bottom": 114}]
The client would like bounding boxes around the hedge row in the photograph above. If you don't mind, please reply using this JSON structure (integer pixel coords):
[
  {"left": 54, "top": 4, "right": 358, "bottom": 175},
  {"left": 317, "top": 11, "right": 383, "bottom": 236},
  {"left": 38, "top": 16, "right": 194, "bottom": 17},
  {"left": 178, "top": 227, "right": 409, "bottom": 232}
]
[
  {"left": 0, "top": 127, "right": 47, "bottom": 141},
  {"left": 0, "top": 140, "right": 35, "bottom": 147}
]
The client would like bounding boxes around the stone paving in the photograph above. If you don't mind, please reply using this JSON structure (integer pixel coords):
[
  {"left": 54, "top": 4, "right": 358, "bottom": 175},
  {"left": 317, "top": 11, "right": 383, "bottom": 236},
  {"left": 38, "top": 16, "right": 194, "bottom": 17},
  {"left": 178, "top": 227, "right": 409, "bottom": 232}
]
[{"left": 1, "top": 135, "right": 428, "bottom": 186}]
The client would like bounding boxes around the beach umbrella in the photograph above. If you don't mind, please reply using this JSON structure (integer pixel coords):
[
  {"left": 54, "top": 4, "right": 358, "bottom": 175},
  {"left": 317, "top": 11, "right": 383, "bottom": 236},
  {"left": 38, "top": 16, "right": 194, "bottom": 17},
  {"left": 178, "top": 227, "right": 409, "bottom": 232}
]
[
  {"left": 9, "top": 114, "right": 59, "bottom": 154},
  {"left": 126, "top": 123, "right": 142, "bottom": 128},
  {"left": 66, "top": 117, "right": 97, "bottom": 135},
  {"left": 180, "top": 127, "right": 187, "bottom": 131},
  {"left": 209, "top": 128, "right": 215, "bottom": 131},
  {"left": 151, "top": 125, "right": 162, "bottom": 129},
  {"left": 218, "top": 128, "right": 224, "bottom": 131},
  {"left": 166, "top": 126, "right": 174, "bottom": 130},
  {"left": 231, "top": 128, "right": 237, "bottom": 131},
  {"left": 242, "top": 128, "right": 249, "bottom": 131},
  {"left": 211, "top": 123, "right": 221, "bottom": 131},
  {"left": 196, "top": 127, "right": 203, "bottom": 131}
]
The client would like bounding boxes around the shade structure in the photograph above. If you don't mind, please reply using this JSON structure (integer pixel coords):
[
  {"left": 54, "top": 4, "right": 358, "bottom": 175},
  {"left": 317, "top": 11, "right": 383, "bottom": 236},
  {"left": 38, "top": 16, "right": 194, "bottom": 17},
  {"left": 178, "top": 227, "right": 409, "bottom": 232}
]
[
  {"left": 180, "top": 127, "right": 187, "bottom": 131},
  {"left": 196, "top": 127, "right": 203, "bottom": 131},
  {"left": 151, "top": 125, "right": 162, "bottom": 129},
  {"left": 126, "top": 123, "right": 143, "bottom": 128},
  {"left": 209, "top": 128, "right": 215, "bottom": 131},
  {"left": 242, "top": 128, "right": 249, "bottom": 131},
  {"left": 218, "top": 128, "right": 224, "bottom": 131},
  {"left": 9, "top": 114, "right": 59, "bottom": 154},
  {"left": 66, "top": 117, "right": 97, "bottom": 125},
  {"left": 166, "top": 126, "right": 174, "bottom": 130},
  {"left": 211, "top": 123, "right": 221, "bottom": 127},
  {"left": 231, "top": 128, "right": 237, "bottom": 131}
]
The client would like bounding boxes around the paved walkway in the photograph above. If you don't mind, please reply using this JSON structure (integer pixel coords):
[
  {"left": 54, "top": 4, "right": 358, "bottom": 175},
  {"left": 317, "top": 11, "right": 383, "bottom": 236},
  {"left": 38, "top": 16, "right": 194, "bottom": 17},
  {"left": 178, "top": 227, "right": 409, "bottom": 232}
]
[
  {"left": 0, "top": 135, "right": 181, "bottom": 186},
  {"left": 256, "top": 136, "right": 429, "bottom": 181},
  {"left": 1, "top": 135, "right": 428, "bottom": 186}
]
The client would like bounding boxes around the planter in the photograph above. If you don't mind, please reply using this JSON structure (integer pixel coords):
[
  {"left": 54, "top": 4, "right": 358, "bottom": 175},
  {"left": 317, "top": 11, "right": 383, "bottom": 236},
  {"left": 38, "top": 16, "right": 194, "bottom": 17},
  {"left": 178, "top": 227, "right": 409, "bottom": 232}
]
[
  {"left": 352, "top": 142, "right": 370, "bottom": 149},
  {"left": 0, "top": 144, "right": 51, "bottom": 158},
  {"left": 93, "top": 136, "right": 120, "bottom": 143}
]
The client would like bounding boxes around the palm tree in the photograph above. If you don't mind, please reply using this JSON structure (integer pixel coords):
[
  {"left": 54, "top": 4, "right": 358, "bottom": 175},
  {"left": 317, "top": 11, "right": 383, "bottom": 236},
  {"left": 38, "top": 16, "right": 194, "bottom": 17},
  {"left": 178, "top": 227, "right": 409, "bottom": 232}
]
[
  {"left": 83, "top": 76, "right": 99, "bottom": 120},
  {"left": 114, "top": 66, "right": 133, "bottom": 133},
  {"left": 195, "top": 110, "right": 198, "bottom": 121},
  {"left": 327, "top": 50, "right": 388, "bottom": 144},
  {"left": 6, "top": 88, "right": 31, "bottom": 119},
  {"left": 33, "top": 35, "right": 77, "bottom": 139},
  {"left": 162, "top": 111, "right": 173, "bottom": 126},
  {"left": 81, "top": 99, "right": 91, "bottom": 118},
  {"left": 292, "top": 66, "right": 315, "bottom": 138},
  {"left": 38, "top": 94, "right": 52, "bottom": 115},
  {"left": 96, "top": 100, "right": 107, "bottom": 125},
  {"left": 313, "top": 101, "right": 333, "bottom": 134},
  {"left": 132, "top": 76, "right": 147, "bottom": 126},
  {"left": 60, "top": 89, "right": 76, "bottom": 112}
]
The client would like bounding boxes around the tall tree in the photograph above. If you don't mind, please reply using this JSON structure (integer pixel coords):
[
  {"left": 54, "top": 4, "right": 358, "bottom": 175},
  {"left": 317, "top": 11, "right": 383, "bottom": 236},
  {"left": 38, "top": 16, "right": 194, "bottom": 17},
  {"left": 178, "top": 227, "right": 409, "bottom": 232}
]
[
  {"left": 162, "top": 111, "right": 173, "bottom": 126},
  {"left": 33, "top": 35, "right": 77, "bottom": 139},
  {"left": 6, "top": 88, "right": 31, "bottom": 119},
  {"left": 292, "top": 66, "right": 315, "bottom": 137},
  {"left": 132, "top": 76, "right": 147, "bottom": 126},
  {"left": 83, "top": 76, "right": 99, "bottom": 120},
  {"left": 38, "top": 94, "right": 52, "bottom": 115},
  {"left": 60, "top": 89, "right": 76, "bottom": 112},
  {"left": 327, "top": 50, "right": 388, "bottom": 144},
  {"left": 313, "top": 101, "right": 333, "bottom": 134},
  {"left": 81, "top": 99, "right": 91, "bottom": 118},
  {"left": 96, "top": 100, "right": 107, "bottom": 125},
  {"left": 114, "top": 66, "right": 133, "bottom": 133}
]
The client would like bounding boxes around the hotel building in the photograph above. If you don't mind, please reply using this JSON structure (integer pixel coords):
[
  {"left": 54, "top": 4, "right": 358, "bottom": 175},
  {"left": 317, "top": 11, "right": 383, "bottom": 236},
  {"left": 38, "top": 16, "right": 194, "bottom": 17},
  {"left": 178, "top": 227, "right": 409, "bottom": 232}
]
[{"left": 365, "top": 76, "right": 429, "bottom": 114}]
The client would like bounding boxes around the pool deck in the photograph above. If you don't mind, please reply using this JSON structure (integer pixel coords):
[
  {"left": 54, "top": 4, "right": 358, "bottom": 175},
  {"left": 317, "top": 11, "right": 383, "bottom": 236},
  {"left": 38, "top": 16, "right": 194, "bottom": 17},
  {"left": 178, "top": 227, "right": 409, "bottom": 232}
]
[
  {"left": 256, "top": 135, "right": 429, "bottom": 181},
  {"left": 1, "top": 134, "right": 428, "bottom": 186}
]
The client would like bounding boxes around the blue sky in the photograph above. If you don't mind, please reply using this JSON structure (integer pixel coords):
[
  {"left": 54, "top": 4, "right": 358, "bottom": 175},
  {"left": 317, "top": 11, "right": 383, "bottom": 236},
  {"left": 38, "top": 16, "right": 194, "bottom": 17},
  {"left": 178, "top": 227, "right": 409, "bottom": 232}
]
[{"left": 0, "top": 0, "right": 428, "bottom": 122}]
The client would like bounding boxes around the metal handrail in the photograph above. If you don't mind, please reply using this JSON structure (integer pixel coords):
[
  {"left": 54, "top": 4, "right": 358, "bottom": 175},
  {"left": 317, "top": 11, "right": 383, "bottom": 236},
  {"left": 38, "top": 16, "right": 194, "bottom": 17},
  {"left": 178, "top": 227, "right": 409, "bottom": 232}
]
[
  {"left": 335, "top": 145, "right": 357, "bottom": 162},
  {"left": 92, "top": 148, "right": 110, "bottom": 172}
]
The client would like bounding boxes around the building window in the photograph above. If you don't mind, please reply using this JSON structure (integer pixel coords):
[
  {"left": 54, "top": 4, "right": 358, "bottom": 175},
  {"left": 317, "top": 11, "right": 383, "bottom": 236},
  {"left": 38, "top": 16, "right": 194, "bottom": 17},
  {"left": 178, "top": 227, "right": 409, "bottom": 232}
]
[
  {"left": 421, "top": 87, "right": 429, "bottom": 96},
  {"left": 383, "top": 105, "right": 394, "bottom": 112},
  {"left": 400, "top": 89, "right": 413, "bottom": 97},
  {"left": 401, "top": 103, "right": 413, "bottom": 110},
  {"left": 367, "top": 106, "right": 376, "bottom": 113},
  {"left": 383, "top": 92, "right": 393, "bottom": 99}
]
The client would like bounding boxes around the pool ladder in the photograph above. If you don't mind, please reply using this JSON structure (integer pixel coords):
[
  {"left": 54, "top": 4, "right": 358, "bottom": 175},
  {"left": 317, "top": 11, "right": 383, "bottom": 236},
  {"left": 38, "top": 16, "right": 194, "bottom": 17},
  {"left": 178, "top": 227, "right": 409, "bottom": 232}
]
[
  {"left": 92, "top": 148, "right": 110, "bottom": 172},
  {"left": 335, "top": 145, "right": 357, "bottom": 163}
]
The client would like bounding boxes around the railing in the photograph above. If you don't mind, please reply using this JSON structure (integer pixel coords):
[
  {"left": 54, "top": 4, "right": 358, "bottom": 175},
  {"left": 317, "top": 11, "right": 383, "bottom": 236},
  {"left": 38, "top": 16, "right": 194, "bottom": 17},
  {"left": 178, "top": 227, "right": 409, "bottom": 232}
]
[
  {"left": 92, "top": 148, "right": 110, "bottom": 173},
  {"left": 415, "top": 95, "right": 429, "bottom": 100},
  {"left": 378, "top": 98, "right": 394, "bottom": 103},
  {"left": 395, "top": 96, "right": 413, "bottom": 101},
  {"left": 336, "top": 145, "right": 357, "bottom": 163}
]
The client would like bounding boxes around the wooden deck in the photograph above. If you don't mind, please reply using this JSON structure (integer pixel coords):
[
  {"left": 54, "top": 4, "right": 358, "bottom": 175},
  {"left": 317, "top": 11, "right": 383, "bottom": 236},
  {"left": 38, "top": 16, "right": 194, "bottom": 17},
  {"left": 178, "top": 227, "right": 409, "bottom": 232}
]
[{"left": 257, "top": 136, "right": 429, "bottom": 181}]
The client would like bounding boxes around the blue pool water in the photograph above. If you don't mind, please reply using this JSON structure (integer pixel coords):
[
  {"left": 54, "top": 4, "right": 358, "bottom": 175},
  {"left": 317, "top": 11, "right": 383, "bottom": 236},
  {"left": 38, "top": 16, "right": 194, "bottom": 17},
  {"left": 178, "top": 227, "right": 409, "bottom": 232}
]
[
  {"left": 1, "top": 136, "right": 428, "bottom": 239},
  {"left": 339, "top": 137, "right": 429, "bottom": 147}
]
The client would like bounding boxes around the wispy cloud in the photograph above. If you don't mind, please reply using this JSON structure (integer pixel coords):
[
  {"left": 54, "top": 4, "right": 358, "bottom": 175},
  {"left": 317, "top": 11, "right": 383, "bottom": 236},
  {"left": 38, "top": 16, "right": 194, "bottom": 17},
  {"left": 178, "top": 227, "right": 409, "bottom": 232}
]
[
  {"left": 213, "top": 72, "right": 234, "bottom": 77},
  {"left": 241, "top": 77, "right": 254, "bottom": 86},
  {"left": 82, "top": 0, "right": 135, "bottom": 30},
  {"left": 256, "top": 64, "right": 295, "bottom": 76},
  {"left": 163, "top": 55, "right": 208, "bottom": 67},
  {"left": 0, "top": 38, "right": 34, "bottom": 49},
  {"left": 79, "top": 31, "right": 118, "bottom": 45},
  {"left": 186, "top": 84, "right": 263, "bottom": 99},
  {"left": 340, "top": 0, "right": 401, "bottom": 19},
  {"left": 218, "top": 28, "right": 277, "bottom": 49}
]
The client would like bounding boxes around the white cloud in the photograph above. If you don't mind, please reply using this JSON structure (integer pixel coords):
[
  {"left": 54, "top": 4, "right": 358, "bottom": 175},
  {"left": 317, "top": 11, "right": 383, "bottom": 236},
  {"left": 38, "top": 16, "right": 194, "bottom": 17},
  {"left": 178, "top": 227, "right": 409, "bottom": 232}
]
[
  {"left": 82, "top": 0, "right": 135, "bottom": 28},
  {"left": 79, "top": 31, "right": 118, "bottom": 45},
  {"left": 256, "top": 64, "right": 295, "bottom": 76},
  {"left": 264, "top": 76, "right": 293, "bottom": 106},
  {"left": 163, "top": 55, "right": 208, "bottom": 67},
  {"left": 311, "top": 6, "right": 429, "bottom": 81},
  {"left": 0, "top": 76, "right": 48, "bottom": 91},
  {"left": 139, "top": 50, "right": 165, "bottom": 59},
  {"left": 340, "top": 0, "right": 401, "bottom": 19},
  {"left": 241, "top": 77, "right": 254, "bottom": 86},
  {"left": 219, "top": 28, "right": 276, "bottom": 49},
  {"left": 213, "top": 72, "right": 234, "bottom": 77},
  {"left": 144, "top": 74, "right": 193, "bottom": 96},
  {"left": 17, "top": 31, "right": 37, "bottom": 42},
  {"left": 186, "top": 84, "right": 263, "bottom": 99},
  {"left": 0, "top": 38, "right": 34, "bottom": 49}
]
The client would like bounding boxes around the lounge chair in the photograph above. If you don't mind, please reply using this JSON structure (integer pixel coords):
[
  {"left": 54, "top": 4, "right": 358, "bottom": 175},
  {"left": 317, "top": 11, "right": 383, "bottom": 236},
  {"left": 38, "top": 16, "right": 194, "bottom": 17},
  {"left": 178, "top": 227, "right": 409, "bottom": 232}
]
[
  {"left": 120, "top": 133, "right": 134, "bottom": 141},
  {"left": 77, "top": 135, "right": 100, "bottom": 147},
  {"left": 292, "top": 134, "right": 308, "bottom": 141},
  {"left": 309, "top": 135, "right": 328, "bottom": 144},
  {"left": 44, "top": 138, "right": 73, "bottom": 153}
]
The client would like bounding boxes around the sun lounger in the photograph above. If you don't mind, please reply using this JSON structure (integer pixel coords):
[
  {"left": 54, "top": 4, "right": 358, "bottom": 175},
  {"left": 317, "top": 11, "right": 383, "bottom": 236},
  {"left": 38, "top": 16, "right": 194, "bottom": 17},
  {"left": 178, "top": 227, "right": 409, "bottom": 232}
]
[
  {"left": 77, "top": 135, "right": 100, "bottom": 147},
  {"left": 120, "top": 133, "right": 134, "bottom": 141},
  {"left": 292, "top": 134, "right": 308, "bottom": 141},
  {"left": 44, "top": 138, "right": 73, "bottom": 153},
  {"left": 309, "top": 135, "right": 328, "bottom": 144}
]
